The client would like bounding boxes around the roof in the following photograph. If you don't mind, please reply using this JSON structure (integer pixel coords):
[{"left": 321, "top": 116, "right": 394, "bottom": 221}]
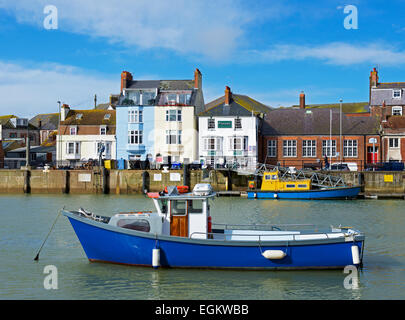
[
  {"left": 371, "top": 85, "right": 405, "bottom": 106},
  {"left": 290, "top": 102, "right": 369, "bottom": 114},
  {"left": 2, "top": 140, "right": 24, "bottom": 152},
  {"left": 376, "top": 82, "right": 405, "bottom": 89},
  {"left": 262, "top": 108, "right": 380, "bottom": 136},
  {"left": 60, "top": 109, "right": 116, "bottom": 126},
  {"left": 0, "top": 115, "right": 37, "bottom": 129},
  {"left": 29, "top": 113, "right": 59, "bottom": 130},
  {"left": 382, "top": 116, "right": 405, "bottom": 134},
  {"left": 200, "top": 94, "right": 271, "bottom": 117},
  {"left": 126, "top": 80, "right": 195, "bottom": 91},
  {"left": 6, "top": 145, "right": 55, "bottom": 154}
]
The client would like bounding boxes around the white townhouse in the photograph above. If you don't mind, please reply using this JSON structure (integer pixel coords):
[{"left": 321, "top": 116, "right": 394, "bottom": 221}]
[{"left": 198, "top": 86, "right": 270, "bottom": 170}]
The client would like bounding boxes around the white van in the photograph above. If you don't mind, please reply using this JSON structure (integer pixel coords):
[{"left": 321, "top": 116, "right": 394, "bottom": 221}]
[{"left": 330, "top": 162, "right": 358, "bottom": 172}]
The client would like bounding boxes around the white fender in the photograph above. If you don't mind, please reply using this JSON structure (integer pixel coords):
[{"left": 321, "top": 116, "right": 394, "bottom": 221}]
[
  {"left": 351, "top": 245, "right": 360, "bottom": 265},
  {"left": 152, "top": 248, "right": 160, "bottom": 269},
  {"left": 262, "top": 250, "right": 286, "bottom": 260}
]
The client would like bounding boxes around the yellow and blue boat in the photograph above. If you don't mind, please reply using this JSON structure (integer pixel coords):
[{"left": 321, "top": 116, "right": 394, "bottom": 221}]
[{"left": 247, "top": 170, "right": 361, "bottom": 199}]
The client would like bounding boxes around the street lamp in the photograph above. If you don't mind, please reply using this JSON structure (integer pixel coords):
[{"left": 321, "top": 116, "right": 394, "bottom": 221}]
[
  {"left": 57, "top": 101, "right": 61, "bottom": 168},
  {"left": 339, "top": 98, "right": 343, "bottom": 163}
]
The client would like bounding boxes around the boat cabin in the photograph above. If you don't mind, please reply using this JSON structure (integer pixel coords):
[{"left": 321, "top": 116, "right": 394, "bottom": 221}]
[
  {"left": 108, "top": 184, "right": 215, "bottom": 239},
  {"left": 261, "top": 170, "right": 311, "bottom": 191}
]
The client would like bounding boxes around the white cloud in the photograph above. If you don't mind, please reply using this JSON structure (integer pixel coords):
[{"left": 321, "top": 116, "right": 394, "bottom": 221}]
[
  {"left": 0, "top": 0, "right": 277, "bottom": 60},
  {"left": 242, "top": 42, "right": 405, "bottom": 66},
  {"left": 0, "top": 60, "right": 119, "bottom": 118}
]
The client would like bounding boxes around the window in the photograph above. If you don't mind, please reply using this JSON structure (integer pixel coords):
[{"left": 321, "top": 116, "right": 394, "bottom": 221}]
[
  {"left": 69, "top": 126, "right": 77, "bottom": 135},
  {"left": 75, "top": 114, "right": 83, "bottom": 120},
  {"left": 9, "top": 132, "right": 17, "bottom": 138},
  {"left": 302, "top": 140, "right": 316, "bottom": 157},
  {"left": 117, "top": 219, "right": 150, "bottom": 232},
  {"left": 166, "top": 109, "right": 182, "bottom": 122},
  {"left": 389, "top": 138, "right": 399, "bottom": 148},
  {"left": 104, "top": 114, "right": 111, "bottom": 120},
  {"left": 208, "top": 118, "right": 215, "bottom": 129},
  {"left": 178, "top": 94, "right": 191, "bottom": 105},
  {"left": 230, "top": 137, "right": 248, "bottom": 151},
  {"left": 322, "top": 140, "right": 336, "bottom": 157},
  {"left": 282, "top": 140, "right": 297, "bottom": 157},
  {"left": 343, "top": 140, "right": 358, "bottom": 157},
  {"left": 67, "top": 142, "right": 79, "bottom": 154},
  {"left": 203, "top": 137, "right": 222, "bottom": 151},
  {"left": 142, "top": 91, "right": 155, "bottom": 106},
  {"left": 392, "top": 107, "right": 402, "bottom": 116},
  {"left": 393, "top": 90, "right": 402, "bottom": 99},
  {"left": 100, "top": 126, "right": 107, "bottom": 135},
  {"left": 234, "top": 118, "right": 242, "bottom": 129},
  {"left": 128, "top": 130, "right": 143, "bottom": 144},
  {"left": 128, "top": 109, "right": 143, "bottom": 123},
  {"left": 267, "top": 140, "right": 277, "bottom": 157},
  {"left": 166, "top": 130, "right": 182, "bottom": 144},
  {"left": 171, "top": 200, "right": 187, "bottom": 215}
]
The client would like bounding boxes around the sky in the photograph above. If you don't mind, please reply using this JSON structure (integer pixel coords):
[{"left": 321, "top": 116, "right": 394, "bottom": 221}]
[{"left": 1, "top": 0, "right": 405, "bottom": 118}]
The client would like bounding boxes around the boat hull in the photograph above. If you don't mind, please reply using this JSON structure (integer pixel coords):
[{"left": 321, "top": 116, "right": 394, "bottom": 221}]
[
  {"left": 247, "top": 186, "right": 361, "bottom": 200},
  {"left": 65, "top": 212, "right": 364, "bottom": 270}
]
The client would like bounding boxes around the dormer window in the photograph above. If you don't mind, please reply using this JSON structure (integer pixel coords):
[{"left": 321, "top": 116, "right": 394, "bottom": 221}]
[
  {"left": 100, "top": 125, "right": 107, "bottom": 135},
  {"left": 393, "top": 90, "right": 402, "bottom": 99},
  {"left": 76, "top": 113, "right": 83, "bottom": 120},
  {"left": 70, "top": 126, "right": 77, "bottom": 135},
  {"left": 104, "top": 114, "right": 111, "bottom": 120}
]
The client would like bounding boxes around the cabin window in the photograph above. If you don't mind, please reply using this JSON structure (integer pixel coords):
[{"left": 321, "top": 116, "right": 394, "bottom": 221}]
[
  {"left": 298, "top": 184, "right": 307, "bottom": 188},
  {"left": 188, "top": 200, "right": 203, "bottom": 214},
  {"left": 286, "top": 184, "right": 296, "bottom": 188},
  {"left": 272, "top": 175, "right": 278, "bottom": 180},
  {"left": 117, "top": 219, "right": 150, "bottom": 232},
  {"left": 265, "top": 175, "right": 271, "bottom": 180},
  {"left": 171, "top": 200, "right": 187, "bottom": 215}
]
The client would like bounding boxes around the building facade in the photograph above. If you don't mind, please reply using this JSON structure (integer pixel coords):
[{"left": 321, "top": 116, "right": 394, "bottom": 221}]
[
  {"left": 260, "top": 107, "right": 381, "bottom": 170},
  {"left": 369, "top": 67, "right": 405, "bottom": 161},
  {"left": 198, "top": 86, "right": 270, "bottom": 169},
  {"left": 116, "top": 69, "right": 204, "bottom": 164},
  {"left": 56, "top": 105, "right": 116, "bottom": 166}
]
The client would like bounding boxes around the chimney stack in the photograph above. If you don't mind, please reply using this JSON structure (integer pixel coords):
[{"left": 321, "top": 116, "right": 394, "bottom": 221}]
[
  {"left": 120, "top": 71, "right": 133, "bottom": 93},
  {"left": 194, "top": 68, "right": 202, "bottom": 89},
  {"left": 60, "top": 104, "right": 70, "bottom": 122},
  {"left": 299, "top": 91, "right": 306, "bottom": 109},
  {"left": 225, "top": 86, "right": 231, "bottom": 106},
  {"left": 370, "top": 67, "right": 379, "bottom": 88}
]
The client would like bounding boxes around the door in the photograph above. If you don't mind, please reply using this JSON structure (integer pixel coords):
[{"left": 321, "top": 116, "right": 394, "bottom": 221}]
[
  {"left": 170, "top": 200, "right": 189, "bottom": 237},
  {"left": 367, "top": 146, "right": 378, "bottom": 164}
]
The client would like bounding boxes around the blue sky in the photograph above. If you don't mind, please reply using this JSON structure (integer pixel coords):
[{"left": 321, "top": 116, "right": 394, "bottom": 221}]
[{"left": 1, "top": 0, "right": 405, "bottom": 117}]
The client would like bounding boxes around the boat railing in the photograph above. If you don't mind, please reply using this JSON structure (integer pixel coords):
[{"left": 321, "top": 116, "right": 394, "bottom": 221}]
[
  {"left": 189, "top": 230, "right": 340, "bottom": 241},
  {"left": 212, "top": 223, "right": 316, "bottom": 231}
]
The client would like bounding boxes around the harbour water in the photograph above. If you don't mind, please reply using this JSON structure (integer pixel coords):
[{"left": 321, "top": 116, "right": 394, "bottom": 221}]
[{"left": 1, "top": 193, "right": 405, "bottom": 300}]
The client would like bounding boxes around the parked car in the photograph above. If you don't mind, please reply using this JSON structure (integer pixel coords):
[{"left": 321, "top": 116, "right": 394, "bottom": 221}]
[{"left": 330, "top": 162, "right": 358, "bottom": 172}]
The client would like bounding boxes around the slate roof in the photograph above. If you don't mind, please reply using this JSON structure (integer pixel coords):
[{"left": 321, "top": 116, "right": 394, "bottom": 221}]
[
  {"left": 370, "top": 85, "right": 405, "bottom": 106},
  {"left": 127, "top": 80, "right": 195, "bottom": 91},
  {"left": 262, "top": 108, "right": 380, "bottom": 136},
  {"left": 0, "top": 115, "right": 37, "bottom": 129},
  {"left": 381, "top": 116, "right": 405, "bottom": 134},
  {"left": 60, "top": 109, "right": 116, "bottom": 127},
  {"left": 29, "top": 113, "right": 59, "bottom": 130},
  {"left": 290, "top": 102, "right": 370, "bottom": 114},
  {"left": 200, "top": 94, "right": 271, "bottom": 117}
]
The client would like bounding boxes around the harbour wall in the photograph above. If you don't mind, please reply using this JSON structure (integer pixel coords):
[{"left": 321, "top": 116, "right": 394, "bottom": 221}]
[{"left": 0, "top": 168, "right": 404, "bottom": 197}]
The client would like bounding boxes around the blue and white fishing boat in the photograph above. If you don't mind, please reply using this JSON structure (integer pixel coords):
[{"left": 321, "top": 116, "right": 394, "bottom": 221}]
[{"left": 63, "top": 184, "right": 365, "bottom": 270}]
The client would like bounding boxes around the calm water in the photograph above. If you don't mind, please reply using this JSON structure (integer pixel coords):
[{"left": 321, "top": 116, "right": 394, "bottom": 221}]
[{"left": 0, "top": 193, "right": 404, "bottom": 300}]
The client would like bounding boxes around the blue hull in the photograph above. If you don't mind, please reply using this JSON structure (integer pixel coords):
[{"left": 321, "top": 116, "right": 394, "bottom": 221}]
[
  {"left": 247, "top": 186, "right": 361, "bottom": 199},
  {"left": 66, "top": 214, "right": 364, "bottom": 270}
]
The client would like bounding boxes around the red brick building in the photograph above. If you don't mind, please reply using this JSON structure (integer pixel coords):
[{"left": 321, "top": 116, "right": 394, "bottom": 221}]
[{"left": 259, "top": 107, "right": 381, "bottom": 170}]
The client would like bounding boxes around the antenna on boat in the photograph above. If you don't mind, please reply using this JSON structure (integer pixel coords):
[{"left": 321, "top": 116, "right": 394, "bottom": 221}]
[{"left": 34, "top": 207, "right": 64, "bottom": 261}]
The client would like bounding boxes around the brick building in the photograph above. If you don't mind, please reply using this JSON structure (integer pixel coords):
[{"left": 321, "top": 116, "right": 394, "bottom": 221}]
[{"left": 259, "top": 107, "right": 381, "bottom": 170}]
